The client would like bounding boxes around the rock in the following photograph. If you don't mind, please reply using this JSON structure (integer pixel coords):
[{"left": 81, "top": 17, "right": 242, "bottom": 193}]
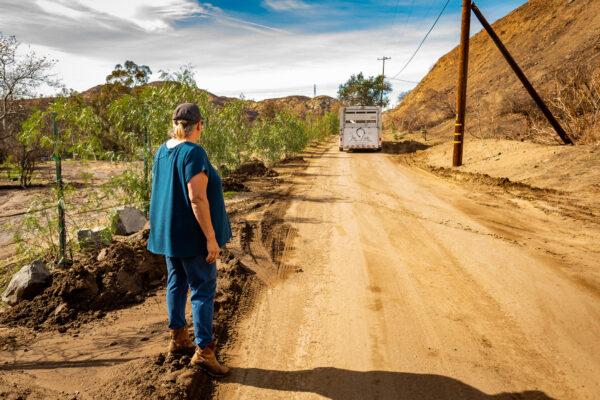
[
  {"left": 77, "top": 227, "right": 112, "bottom": 250},
  {"left": 53, "top": 302, "right": 68, "bottom": 316},
  {"left": 1, "top": 261, "right": 51, "bottom": 306},
  {"left": 97, "top": 248, "right": 108, "bottom": 262},
  {"left": 113, "top": 206, "right": 147, "bottom": 236}
]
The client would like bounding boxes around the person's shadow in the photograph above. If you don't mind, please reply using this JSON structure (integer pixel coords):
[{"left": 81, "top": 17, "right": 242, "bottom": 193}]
[{"left": 225, "top": 367, "right": 556, "bottom": 400}]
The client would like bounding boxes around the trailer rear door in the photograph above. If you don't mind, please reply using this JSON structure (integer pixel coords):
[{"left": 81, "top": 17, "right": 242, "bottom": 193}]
[{"left": 341, "top": 108, "right": 380, "bottom": 149}]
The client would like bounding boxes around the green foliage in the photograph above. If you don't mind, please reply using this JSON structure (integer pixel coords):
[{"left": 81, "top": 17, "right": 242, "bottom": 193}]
[
  {"left": 106, "top": 60, "right": 152, "bottom": 88},
  {"left": 159, "top": 64, "right": 198, "bottom": 88},
  {"left": 12, "top": 183, "right": 78, "bottom": 261},
  {"left": 10, "top": 67, "right": 340, "bottom": 261},
  {"left": 14, "top": 109, "right": 49, "bottom": 187},
  {"left": 103, "top": 167, "right": 149, "bottom": 213},
  {"left": 47, "top": 96, "right": 105, "bottom": 159},
  {"left": 200, "top": 98, "right": 252, "bottom": 171},
  {"left": 338, "top": 73, "right": 392, "bottom": 107}
]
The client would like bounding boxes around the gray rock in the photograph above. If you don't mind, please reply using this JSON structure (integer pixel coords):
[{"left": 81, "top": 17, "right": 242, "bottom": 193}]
[
  {"left": 1, "top": 261, "right": 51, "bottom": 305},
  {"left": 77, "top": 227, "right": 112, "bottom": 250},
  {"left": 113, "top": 206, "right": 147, "bottom": 236}
]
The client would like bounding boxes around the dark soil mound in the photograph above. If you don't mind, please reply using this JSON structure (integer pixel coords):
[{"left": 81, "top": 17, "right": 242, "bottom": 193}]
[
  {"left": 94, "top": 353, "right": 212, "bottom": 400},
  {"left": 221, "top": 175, "right": 247, "bottom": 192},
  {"left": 220, "top": 160, "right": 278, "bottom": 192},
  {"left": 231, "top": 160, "right": 278, "bottom": 178},
  {"left": 0, "top": 231, "right": 165, "bottom": 331}
]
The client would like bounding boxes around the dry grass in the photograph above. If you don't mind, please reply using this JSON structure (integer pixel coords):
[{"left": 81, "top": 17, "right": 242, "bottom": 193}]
[{"left": 384, "top": 0, "right": 600, "bottom": 145}]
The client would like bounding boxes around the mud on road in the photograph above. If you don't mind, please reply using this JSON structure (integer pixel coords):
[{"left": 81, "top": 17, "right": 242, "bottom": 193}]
[
  {"left": 1, "top": 140, "right": 599, "bottom": 399},
  {"left": 0, "top": 156, "right": 310, "bottom": 399},
  {"left": 215, "top": 140, "right": 600, "bottom": 400}
]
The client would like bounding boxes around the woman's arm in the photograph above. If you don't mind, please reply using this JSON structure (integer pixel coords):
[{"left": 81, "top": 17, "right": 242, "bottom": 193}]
[{"left": 188, "top": 172, "right": 219, "bottom": 263}]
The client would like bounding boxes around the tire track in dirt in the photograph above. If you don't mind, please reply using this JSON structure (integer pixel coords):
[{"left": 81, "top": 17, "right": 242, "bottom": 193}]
[
  {"left": 214, "top": 141, "right": 600, "bottom": 400},
  {"left": 0, "top": 156, "right": 318, "bottom": 399}
]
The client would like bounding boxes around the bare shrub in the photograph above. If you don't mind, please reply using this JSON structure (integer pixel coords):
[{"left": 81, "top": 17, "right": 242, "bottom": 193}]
[
  {"left": 391, "top": 89, "right": 456, "bottom": 132},
  {"left": 513, "top": 66, "right": 600, "bottom": 144},
  {"left": 546, "top": 66, "right": 600, "bottom": 144}
]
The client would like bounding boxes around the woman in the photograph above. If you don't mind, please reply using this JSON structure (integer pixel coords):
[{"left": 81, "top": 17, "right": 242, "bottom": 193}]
[{"left": 148, "top": 103, "right": 232, "bottom": 378}]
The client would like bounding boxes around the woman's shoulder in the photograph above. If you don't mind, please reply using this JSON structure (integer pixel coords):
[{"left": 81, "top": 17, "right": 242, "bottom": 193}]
[{"left": 181, "top": 142, "right": 208, "bottom": 157}]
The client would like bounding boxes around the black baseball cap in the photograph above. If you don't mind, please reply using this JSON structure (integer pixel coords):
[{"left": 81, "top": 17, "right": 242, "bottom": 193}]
[{"left": 173, "top": 103, "right": 203, "bottom": 123}]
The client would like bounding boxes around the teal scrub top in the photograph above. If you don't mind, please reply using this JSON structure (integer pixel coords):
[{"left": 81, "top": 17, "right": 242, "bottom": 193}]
[{"left": 148, "top": 141, "right": 232, "bottom": 258}]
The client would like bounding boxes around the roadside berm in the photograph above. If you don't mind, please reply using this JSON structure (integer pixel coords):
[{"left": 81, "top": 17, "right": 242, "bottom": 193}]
[{"left": 0, "top": 153, "right": 305, "bottom": 399}]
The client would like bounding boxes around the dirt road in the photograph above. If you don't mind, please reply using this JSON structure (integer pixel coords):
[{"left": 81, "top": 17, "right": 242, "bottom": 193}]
[{"left": 215, "top": 142, "right": 600, "bottom": 400}]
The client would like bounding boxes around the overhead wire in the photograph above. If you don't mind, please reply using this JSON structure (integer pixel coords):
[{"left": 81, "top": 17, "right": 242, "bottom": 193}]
[
  {"left": 397, "top": 0, "right": 416, "bottom": 40},
  {"left": 389, "top": 77, "right": 420, "bottom": 84},
  {"left": 391, "top": 0, "right": 451, "bottom": 80},
  {"left": 390, "top": 0, "right": 403, "bottom": 29}
]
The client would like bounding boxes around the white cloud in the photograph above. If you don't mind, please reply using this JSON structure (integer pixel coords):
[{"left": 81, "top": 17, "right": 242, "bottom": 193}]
[
  {"left": 263, "top": 0, "right": 312, "bottom": 11},
  {"left": 34, "top": 0, "right": 214, "bottom": 32},
  {"left": 36, "top": 0, "right": 86, "bottom": 20},
  {"left": 1, "top": 0, "right": 464, "bottom": 102}
]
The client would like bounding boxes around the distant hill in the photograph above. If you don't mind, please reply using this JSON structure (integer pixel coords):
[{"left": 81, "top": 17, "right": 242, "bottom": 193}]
[
  {"left": 23, "top": 82, "right": 339, "bottom": 120},
  {"left": 386, "top": 0, "right": 600, "bottom": 144},
  {"left": 246, "top": 95, "right": 341, "bottom": 119}
]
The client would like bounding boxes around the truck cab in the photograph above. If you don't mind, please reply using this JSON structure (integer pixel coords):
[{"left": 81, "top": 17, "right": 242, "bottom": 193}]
[{"left": 339, "top": 106, "right": 382, "bottom": 152}]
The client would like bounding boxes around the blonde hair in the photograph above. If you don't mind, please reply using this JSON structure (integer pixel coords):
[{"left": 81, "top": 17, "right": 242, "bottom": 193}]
[{"left": 170, "top": 120, "right": 197, "bottom": 140}]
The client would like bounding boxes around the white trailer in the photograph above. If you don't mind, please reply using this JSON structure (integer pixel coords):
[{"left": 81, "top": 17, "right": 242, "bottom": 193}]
[{"left": 339, "top": 106, "right": 382, "bottom": 152}]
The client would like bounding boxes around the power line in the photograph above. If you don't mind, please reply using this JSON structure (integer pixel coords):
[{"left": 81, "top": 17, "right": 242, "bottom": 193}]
[
  {"left": 391, "top": 0, "right": 402, "bottom": 28},
  {"left": 392, "top": 0, "right": 451, "bottom": 80},
  {"left": 398, "top": 0, "right": 416, "bottom": 39},
  {"left": 389, "top": 77, "right": 419, "bottom": 84}
]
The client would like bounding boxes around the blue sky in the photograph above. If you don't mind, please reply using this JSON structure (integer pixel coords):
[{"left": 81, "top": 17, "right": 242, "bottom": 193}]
[{"left": 0, "top": 0, "right": 526, "bottom": 104}]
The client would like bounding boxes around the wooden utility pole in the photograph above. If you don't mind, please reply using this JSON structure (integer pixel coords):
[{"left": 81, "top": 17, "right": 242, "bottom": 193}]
[
  {"left": 378, "top": 56, "right": 391, "bottom": 106},
  {"left": 453, "top": 0, "right": 471, "bottom": 167},
  {"left": 470, "top": 2, "right": 573, "bottom": 145}
]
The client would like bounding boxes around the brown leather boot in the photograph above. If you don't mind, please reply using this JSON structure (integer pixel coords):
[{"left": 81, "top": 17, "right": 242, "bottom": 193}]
[
  {"left": 168, "top": 327, "right": 196, "bottom": 356},
  {"left": 190, "top": 345, "right": 230, "bottom": 378}
]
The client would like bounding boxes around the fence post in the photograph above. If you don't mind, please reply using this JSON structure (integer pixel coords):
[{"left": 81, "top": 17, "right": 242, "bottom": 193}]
[
  {"left": 143, "top": 129, "right": 150, "bottom": 218},
  {"left": 52, "top": 113, "right": 67, "bottom": 266}
]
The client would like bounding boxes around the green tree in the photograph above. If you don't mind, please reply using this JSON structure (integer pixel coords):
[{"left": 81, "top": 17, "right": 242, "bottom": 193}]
[
  {"left": 337, "top": 73, "right": 392, "bottom": 107},
  {"left": 159, "top": 64, "right": 198, "bottom": 88},
  {"left": 13, "top": 110, "right": 49, "bottom": 187},
  {"left": 106, "top": 60, "right": 152, "bottom": 88}
]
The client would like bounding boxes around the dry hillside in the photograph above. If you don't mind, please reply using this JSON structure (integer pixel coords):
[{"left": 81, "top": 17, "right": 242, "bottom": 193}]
[
  {"left": 21, "top": 83, "right": 339, "bottom": 120},
  {"left": 386, "top": 0, "right": 600, "bottom": 144},
  {"left": 246, "top": 95, "right": 341, "bottom": 119}
]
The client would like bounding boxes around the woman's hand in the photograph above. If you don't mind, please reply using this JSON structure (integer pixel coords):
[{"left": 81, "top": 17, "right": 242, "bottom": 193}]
[{"left": 206, "top": 237, "right": 220, "bottom": 264}]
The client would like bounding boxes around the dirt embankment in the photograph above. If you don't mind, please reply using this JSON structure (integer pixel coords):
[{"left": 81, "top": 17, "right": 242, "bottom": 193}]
[
  {"left": 386, "top": 0, "right": 600, "bottom": 144},
  {"left": 0, "top": 152, "right": 311, "bottom": 399},
  {"left": 397, "top": 137, "right": 600, "bottom": 222},
  {"left": 388, "top": 135, "right": 600, "bottom": 296}
]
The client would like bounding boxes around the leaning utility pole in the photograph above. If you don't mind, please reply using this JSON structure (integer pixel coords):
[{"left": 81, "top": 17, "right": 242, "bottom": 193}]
[
  {"left": 452, "top": 1, "right": 574, "bottom": 167},
  {"left": 378, "top": 56, "right": 391, "bottom": 106},
  {"left": 453, "top": 0, "right": 471, "bottom": 167},
  {"left": 470, "top": 2, "right": 573, "bottom": 145}
]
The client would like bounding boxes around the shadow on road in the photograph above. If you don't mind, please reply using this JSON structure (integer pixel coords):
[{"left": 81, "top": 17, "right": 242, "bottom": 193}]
[
  {"left": 0, "top": 357, "right": 136, "bottom": 371},
  {"left": 225, "top": 367, "right": 555, "bottom": 400},
  {"left": 382, "top": 140, "right": 430, "bottom": 155}
]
